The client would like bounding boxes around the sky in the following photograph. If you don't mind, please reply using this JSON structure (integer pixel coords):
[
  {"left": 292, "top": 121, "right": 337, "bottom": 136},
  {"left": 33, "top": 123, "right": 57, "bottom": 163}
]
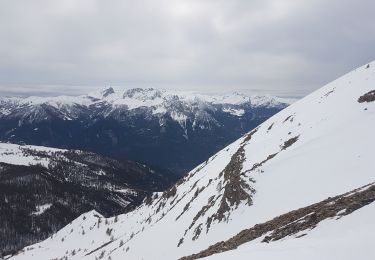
[{"left": 0, "top": 0, "right": 374, "bottom": 98}]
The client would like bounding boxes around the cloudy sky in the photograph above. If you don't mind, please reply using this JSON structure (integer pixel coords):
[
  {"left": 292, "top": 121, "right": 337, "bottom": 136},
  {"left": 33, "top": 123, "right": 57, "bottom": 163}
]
[{"left": 0, "top": 0, "right": 374, "bottom": 97}]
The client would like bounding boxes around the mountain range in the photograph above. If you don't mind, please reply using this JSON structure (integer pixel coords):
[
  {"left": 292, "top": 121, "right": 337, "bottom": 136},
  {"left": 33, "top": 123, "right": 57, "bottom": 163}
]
[
  {"left": 0, "top": 89, "right": 293, "bottom": 174},
  {"left": 5, "top": 62, "right": 374, "bottom": 259}
]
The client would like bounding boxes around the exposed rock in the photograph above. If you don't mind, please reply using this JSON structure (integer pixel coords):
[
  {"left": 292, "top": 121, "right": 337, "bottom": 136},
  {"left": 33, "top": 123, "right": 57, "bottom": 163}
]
[
  {"left": 192, "top": 224, "right": 203, "bottom": 241},
  {"left": 281, "top": 136, "right": 299, "bottom": 150},
  {"left": 177, "top": 129, "right": 259, "bottom": 244},
  {"left": 249, "top": 135, "right": 298, "bottom": 172},
  {"left": 323, "top": 88, "right": 335, "bottom": 97},
  {"left": 267, "top": 123, "right": 274, "bottom": 131},
  {"left": 212, "top": 130, "right": 258, "bottom": 222},
  {"left": 250, "top": 153, "right": 278, "bottom": 171},
  {"left": 162, "top": 185, "right": 177, "bottom": 200},
  {"left": 283, "top": 115, "right": 293, "bottom": 123},
  {"left": 177, "top": 238, "right": 184, "bottom": 247},
  {"left": 358, "top": 90, "right": 375, "bottom": 103},
  {"left": 180, "top": 182, "right": 375, "bottom": 260}
]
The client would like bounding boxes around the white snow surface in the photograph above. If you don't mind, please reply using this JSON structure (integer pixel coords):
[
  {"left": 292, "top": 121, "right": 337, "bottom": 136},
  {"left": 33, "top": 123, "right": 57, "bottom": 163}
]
[
  {"left": 0, "top": 88, "right": 293, "bottom": 109},
  {"left": 207, "top": 202, "right": 375, "bottom": 260},
  {"left": 0, "top": 88, "right": 293, "bottom": 118},
  {"left": 9, "top": 61, "right": 375, "bottom": 260},
  {"left": 222, "top": 107, "right": 245, "bottom": 116},
  {"left": 31, "top": 204, "right": 53, "bottom": 216},
  {"left": 0, "top": 143, "right": 66, "bottom": 167}
]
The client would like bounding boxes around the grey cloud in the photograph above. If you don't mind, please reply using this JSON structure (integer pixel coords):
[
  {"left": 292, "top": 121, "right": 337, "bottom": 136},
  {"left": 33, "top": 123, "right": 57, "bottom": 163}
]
[{"left": 0, "top": 0, "right": 374, "bottom": 97}]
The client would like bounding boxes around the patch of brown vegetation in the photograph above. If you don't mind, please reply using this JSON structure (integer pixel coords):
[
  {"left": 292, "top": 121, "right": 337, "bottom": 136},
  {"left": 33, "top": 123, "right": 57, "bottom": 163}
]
[
  {"left": 358, "top": 90, "right": 375, "bottom": 103},
  {"left": 180, "top": 183, "right": 375, "bottom": 260}
]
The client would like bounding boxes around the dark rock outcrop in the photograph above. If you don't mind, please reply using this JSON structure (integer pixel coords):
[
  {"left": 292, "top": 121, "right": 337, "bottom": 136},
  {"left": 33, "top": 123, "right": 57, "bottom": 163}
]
[
  {"left": 181, "top": 182, "right": 375, "bottom": 260},
  {"left": 358, "top": 90, "right": 375, "bottom": 103}
]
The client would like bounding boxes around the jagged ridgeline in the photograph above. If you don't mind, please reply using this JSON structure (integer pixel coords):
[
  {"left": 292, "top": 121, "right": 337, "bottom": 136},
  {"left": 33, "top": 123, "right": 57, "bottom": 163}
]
[
  {"left": 0, "top": 89, "right": 292, "bottom": 174},
  {"left": 0, "top": 144, "right": 178, "bottom": 256}
]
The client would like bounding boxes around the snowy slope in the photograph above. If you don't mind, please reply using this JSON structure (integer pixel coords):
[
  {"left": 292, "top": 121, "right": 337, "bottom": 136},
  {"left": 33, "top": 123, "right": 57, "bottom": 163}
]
[
  {"left": 0, "top": 142, "right": 66, "bottom": 167},
  {"left": 206, "top": 202, "right": 375, "bottom": 260},
  {"left": 8, "top": 61, "right": 375, "bottom": 260}
]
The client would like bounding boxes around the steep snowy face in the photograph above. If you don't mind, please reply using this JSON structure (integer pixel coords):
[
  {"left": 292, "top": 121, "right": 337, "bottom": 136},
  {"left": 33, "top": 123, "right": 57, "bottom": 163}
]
[
  {"left": 186, "top": 182, "right": 375, "bottom": 260},
  {"left": 8, "top": 62, "right": 375, "bottom": 260}
]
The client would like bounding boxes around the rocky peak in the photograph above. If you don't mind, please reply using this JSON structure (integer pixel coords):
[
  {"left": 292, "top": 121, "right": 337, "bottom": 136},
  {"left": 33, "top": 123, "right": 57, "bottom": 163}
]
[
  {"left": 123, "top": 87, "right": 163, "bottom": 100},
  {"left": 100, "top": 86, "right": 115, "bottom": 97}
]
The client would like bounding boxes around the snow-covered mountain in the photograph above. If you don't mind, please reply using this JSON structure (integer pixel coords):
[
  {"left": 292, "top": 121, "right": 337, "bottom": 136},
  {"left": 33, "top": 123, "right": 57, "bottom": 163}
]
[
  {"left": 0, "top": 88, "right": 292, "bottom": 121},
  {"left": 0, "top": 89, "right": 292, "bottom": 173},
  {"left": 0, "top": 88, "right": 292, "bottom": 127},
  {"left": 0, "top": 142, "right": 178, "bottom": 256},
  {"left": 6, "top": 61, "right": 375, "bottom": 260}
]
